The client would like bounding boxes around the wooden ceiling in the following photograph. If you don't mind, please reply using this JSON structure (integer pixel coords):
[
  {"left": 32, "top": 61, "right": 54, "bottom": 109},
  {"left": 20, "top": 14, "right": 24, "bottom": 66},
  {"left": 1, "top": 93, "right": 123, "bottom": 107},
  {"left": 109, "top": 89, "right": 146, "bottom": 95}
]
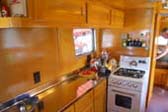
[{"left": 101, "top": 0, "right": 157, "bottom": 9}]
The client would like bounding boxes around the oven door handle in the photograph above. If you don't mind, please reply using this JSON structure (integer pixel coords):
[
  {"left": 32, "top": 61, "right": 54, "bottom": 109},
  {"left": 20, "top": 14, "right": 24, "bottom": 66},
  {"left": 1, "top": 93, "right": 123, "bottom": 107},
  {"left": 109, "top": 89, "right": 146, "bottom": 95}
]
[{"left": 111, "top": 89, "right": 135, "bottom": 97}]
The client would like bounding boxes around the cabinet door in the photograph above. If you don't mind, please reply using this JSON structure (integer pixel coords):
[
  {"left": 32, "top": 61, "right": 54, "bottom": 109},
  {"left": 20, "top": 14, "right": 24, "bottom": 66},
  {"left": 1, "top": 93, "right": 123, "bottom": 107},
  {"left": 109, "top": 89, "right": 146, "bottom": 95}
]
[
  {"left": 87, "top": 3, "right": 111, "bottom": 26},
  {"left": 111, "top": 9, "right": 124, "bottom": 28},
  {"left": 63, "top": 105, "right": 75, "bottom": 112},
  {"left": 75, "top": 90, "right": 94, "bottom": 112},
  {"left": 34, "top": 0, "right": 86, "bottom": 24},
  {"left": 94, "top": 79, "right": 107, "bottom": 112},
  {"left": 154, "top": 69, "right": 168, "bottom": 88}
]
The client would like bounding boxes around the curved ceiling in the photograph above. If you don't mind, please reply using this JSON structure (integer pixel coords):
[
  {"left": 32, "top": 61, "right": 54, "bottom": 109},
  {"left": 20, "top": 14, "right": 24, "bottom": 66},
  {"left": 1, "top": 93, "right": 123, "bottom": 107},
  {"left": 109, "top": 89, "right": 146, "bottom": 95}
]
[{"left": 101, "top": 0, "right": 157, "bottom": 9}]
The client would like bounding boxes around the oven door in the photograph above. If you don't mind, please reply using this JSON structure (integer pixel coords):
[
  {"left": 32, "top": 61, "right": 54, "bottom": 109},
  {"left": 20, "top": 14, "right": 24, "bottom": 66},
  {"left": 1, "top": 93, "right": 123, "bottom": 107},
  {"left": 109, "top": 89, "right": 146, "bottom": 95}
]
[{"left": 108, "top": 86, "right": 140, "bottom": 112}]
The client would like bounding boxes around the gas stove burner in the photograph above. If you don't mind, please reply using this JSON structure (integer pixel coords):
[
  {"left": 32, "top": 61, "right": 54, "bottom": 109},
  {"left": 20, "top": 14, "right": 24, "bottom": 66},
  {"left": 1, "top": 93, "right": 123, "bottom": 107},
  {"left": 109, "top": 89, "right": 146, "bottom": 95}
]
[{"left": 114, "top": 68, "right": 145, "bottom": 79}]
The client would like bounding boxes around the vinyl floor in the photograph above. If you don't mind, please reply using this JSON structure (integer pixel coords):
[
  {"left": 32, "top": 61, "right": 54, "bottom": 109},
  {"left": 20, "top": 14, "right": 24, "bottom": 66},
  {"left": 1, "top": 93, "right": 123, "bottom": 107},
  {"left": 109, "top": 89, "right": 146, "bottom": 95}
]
[{"left": 147, "top": 86, "right": 168, "bottom": 112}]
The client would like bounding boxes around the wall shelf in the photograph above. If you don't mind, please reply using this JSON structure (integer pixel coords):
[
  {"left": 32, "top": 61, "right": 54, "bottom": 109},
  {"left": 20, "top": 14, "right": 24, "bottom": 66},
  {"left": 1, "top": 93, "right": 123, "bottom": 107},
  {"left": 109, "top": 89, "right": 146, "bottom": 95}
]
[{"left": 0, "top": 17, "right": 31, "bottom": 28}]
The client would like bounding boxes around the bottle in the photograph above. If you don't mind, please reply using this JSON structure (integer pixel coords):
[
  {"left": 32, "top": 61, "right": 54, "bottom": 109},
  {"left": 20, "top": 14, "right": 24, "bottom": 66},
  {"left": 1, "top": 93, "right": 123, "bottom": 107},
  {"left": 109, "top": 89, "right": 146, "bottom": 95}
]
[
  {"left": 133, "top": 39, "right": 136, "bottom": 47},
  {"left": 126, "top": 34, "right": 131, "bottom": 47},
  {"left": 122, "top": 39, "right": 127, "bottom": 47},
  {"left": 142, "top": 40, "right": 146, "bottom": 47},
  {"left": 134, "top": 39, "right": 138, "bottom": 47},
  {"left": 137, "top": 39, "right": 141, "bottom": 47},
  {"left": 129, "top": 39, "right": 133, "bottom": 46},
  {"left": 101, "top": 50, "right": 108, "bottom": 65},
  {"left": 9, "top": 0, "right": 27, "bottom": 17}
]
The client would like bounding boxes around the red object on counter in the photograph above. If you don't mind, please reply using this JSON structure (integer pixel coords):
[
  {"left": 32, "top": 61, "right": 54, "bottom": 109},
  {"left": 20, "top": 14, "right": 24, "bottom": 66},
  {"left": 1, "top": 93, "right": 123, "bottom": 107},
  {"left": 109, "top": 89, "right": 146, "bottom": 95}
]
[
  {"left": 81, "top": 70, "right": 93, "bottom": 75},
  {"left": 90, "top": 67, "right": 97, "bottom": 72}
]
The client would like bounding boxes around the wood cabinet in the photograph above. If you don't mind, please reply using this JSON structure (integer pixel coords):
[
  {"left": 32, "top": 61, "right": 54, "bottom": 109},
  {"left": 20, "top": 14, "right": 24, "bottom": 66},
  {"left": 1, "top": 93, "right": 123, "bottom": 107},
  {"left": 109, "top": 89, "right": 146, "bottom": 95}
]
[
  {"left": 94, "top": 79, "right": 107, "bottom": 112},
  {"left": 0, "top": 1, "right": 125, "bottom": 28},
  {"left": 154, "top": 68, "right": 168, "bottom": 88},
  {"left": 87, "top": 3, "right": 111, "bottom": 26},
  {"left": 111, "top": 9, "right": 124, "bottom": 28},
  {"left": 75, "top": 90, "right": 94, "bottom": 112},
  {"left": 74, "top": 80, "right": 107, "bottom": 112},
  {"left": 34, "top": 0, "right": 86, "bottom": 25},
  {"left": 61, "top": 79, "right": 107, "bottom": 112}
]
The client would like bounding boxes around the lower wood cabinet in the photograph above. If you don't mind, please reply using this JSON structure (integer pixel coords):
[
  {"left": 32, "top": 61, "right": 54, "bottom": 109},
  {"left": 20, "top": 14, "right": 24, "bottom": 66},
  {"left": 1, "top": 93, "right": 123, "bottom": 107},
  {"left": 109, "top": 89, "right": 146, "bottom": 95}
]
[
  {"left": 62, "top": 79, "right": 107, "bottom": 112},
  {"left": 154, "top": 68, "right": 168, "bottom": 88},
  {"left": 75, "top": 90, "right": 94, "bottom": 112},
  {"left": 94, "top": 79, "right": 107, "bottom": 112},
  {"left": 63, "top": 105, "right": 75, "bottom": 112}
]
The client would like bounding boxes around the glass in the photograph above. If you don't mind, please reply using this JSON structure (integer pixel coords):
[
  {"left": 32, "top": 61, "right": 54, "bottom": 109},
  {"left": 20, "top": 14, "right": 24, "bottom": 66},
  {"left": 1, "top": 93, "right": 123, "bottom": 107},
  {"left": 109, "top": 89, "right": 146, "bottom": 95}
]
[
  {"left": 115, "top": 94, "right": 132, "bottom": 109},
  {"left": 73, "top": 29, "right": 96, "bottom": 56}
]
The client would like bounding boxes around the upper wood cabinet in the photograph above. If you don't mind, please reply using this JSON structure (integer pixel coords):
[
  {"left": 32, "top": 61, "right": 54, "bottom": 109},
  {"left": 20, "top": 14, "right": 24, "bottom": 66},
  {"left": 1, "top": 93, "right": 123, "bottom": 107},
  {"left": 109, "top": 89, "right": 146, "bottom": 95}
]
[
  {"left": 87, "top": 3, "right": 111, "bottom": 26},
  {"left": 111, "top": 9, "right": 124, "bottom": 28},
  {"left": 34, "top": 0, "right": 86, "bottom": 25},
  {"left": 0, "top": 1, "right": 125, "bottom": 28}
]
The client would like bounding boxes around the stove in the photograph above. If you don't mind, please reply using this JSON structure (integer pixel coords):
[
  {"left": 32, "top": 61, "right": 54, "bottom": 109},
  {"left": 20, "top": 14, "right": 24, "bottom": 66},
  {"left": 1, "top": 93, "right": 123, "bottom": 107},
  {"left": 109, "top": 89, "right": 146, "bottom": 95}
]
[
  {"left": 108, "top": 55, "right": 151, "bottom": 112},
  {"left": 113, "top": 68, "right": 145, "bottom": 79}
]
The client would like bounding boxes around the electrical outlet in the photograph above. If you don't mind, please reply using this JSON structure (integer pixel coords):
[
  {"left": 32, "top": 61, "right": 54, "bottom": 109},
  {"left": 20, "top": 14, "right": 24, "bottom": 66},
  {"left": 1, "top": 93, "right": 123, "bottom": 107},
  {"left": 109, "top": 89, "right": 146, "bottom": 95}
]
[{"left": 33, "top": 71, "right": 41, "bottom": 84}]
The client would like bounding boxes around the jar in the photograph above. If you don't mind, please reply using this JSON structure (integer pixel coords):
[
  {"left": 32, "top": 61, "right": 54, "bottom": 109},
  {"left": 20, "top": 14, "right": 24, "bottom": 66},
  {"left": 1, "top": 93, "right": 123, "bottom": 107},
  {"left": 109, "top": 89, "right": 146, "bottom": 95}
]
[{"left": 8, "top": 0, "right": 27, "bottom": 17}]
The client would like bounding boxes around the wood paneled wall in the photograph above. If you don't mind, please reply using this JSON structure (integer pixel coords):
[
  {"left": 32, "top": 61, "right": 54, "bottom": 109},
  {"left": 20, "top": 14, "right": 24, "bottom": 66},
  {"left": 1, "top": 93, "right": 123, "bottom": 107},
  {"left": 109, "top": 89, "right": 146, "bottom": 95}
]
[
  {"left": 58, "top": 28, "right": 101, "bottom": 75},
  {"left": 0, "top": 28, "right": 100, "bottom": 103},
  {"left": 101, "top": 8, "right": 154, "bottom": 60},
  {"left": 0, "top": 28, "right": 60, "bottom": 102},
  {"left": 58, "top": 28, "right": 86, "bottom": 75}
]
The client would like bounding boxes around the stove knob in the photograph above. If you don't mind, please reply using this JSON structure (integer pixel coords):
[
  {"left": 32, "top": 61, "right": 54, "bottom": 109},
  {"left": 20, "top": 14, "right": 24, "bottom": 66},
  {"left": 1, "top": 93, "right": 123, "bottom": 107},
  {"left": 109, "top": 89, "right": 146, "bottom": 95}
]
[
  {"left": 118, "top": 81, "right": 122, "bottom": 85},
  {"left": 133, "top": 84, "right": 138, "bottom": 88},
  {"left": 122, "top": 81, "right": 127, "bottom": 86},
  {"left": 112, "top": 82, "right": 115, "bottom": 84},
  {"left": 111, "top": 80, "right": 117, "bottom": 84},
  {"left": 128, "top": 83, "right": 132, "bottom": 87}
]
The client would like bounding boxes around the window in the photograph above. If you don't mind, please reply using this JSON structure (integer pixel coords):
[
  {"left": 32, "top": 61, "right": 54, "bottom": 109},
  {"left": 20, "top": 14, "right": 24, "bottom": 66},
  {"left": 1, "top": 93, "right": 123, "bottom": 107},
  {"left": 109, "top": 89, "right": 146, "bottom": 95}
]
[
  {"left": 73, "top": 28, "right": 96, "bottom": 56},
  {"left": 102, "top": 29, "right": 113, "bottom": 48}
]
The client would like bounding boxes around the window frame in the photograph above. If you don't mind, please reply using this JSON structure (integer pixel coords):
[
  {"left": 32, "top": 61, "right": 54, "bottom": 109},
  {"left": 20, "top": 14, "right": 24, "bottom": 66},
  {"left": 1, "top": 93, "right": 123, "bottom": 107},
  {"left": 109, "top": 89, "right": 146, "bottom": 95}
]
[{"left": 73, "top": 28, "right": 96, "bottom": 56}]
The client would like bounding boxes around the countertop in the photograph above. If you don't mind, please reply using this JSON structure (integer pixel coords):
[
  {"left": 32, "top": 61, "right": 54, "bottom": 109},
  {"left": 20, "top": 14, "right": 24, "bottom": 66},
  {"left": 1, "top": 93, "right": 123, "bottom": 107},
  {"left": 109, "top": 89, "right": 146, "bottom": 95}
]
[
  {"left": 35, "top": 74, "right": 107, "bottom": 112},
  {"left": 0, "top": 69, "right": 108, "bottom": 112},
  {"left": 156, "top": 62, "right": 168, "bottom": 69}
]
